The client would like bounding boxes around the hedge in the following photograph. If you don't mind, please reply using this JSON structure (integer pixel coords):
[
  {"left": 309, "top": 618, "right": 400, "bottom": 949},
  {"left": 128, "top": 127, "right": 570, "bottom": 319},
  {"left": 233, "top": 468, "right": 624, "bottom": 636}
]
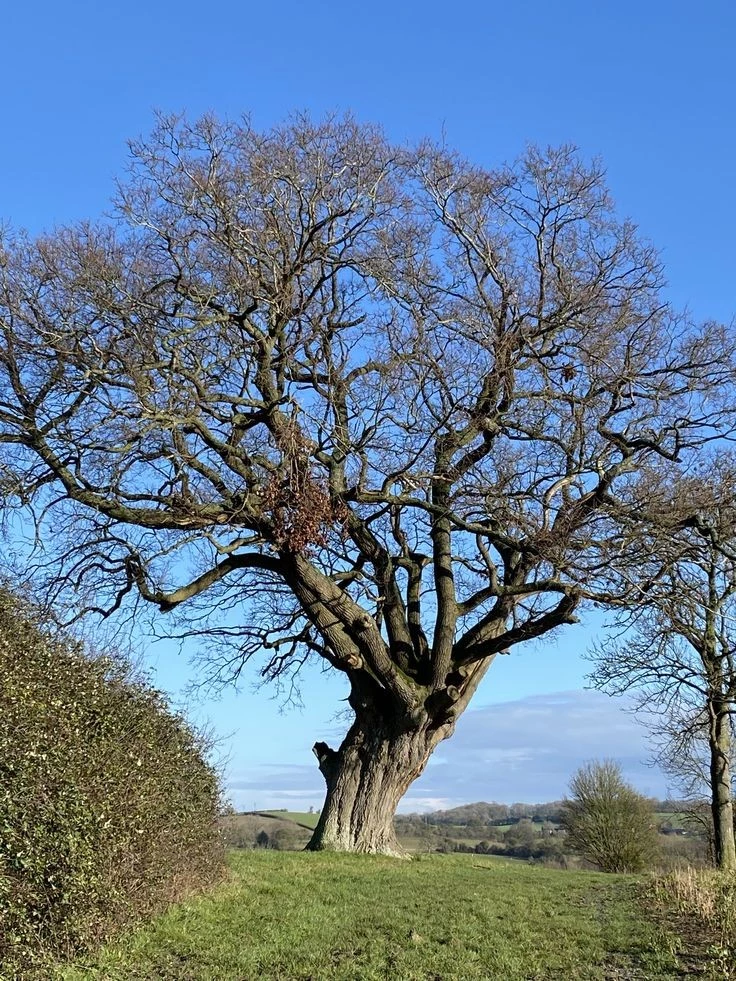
[{"left": 0, "top": 587, "right": 225, "bottom": 978}]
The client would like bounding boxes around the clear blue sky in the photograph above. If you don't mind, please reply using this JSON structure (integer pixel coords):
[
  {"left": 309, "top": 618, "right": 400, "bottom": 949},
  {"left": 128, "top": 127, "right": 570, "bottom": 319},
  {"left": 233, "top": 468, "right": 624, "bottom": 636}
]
[{"left": 3, "top": 0, "right": 733, "bottom": 808}]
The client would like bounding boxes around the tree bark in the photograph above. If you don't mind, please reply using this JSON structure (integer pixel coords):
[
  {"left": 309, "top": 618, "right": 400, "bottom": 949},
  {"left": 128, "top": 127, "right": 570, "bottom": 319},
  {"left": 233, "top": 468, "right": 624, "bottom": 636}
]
[
  {"left": 306, "top": 707, "right": 448, "bottom": 856},
  {"left": 708, "top": 702, "right": 736, "bottom": 871}
]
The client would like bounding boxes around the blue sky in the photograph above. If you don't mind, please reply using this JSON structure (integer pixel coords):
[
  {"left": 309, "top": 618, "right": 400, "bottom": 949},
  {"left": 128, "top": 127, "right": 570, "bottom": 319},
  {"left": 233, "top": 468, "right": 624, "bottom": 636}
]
[{"left": 2, "top": 0, "right": 733, "bottom": 809}]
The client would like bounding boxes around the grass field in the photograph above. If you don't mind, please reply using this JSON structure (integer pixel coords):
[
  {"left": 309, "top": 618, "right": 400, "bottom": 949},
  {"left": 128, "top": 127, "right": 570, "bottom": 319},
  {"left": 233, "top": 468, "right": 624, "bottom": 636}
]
[
  {"left": 261, "top": 810, "right": 320, "bottom": 829},
  {"left": 62, "top": 851, "right": 684, "bottom": 980}
]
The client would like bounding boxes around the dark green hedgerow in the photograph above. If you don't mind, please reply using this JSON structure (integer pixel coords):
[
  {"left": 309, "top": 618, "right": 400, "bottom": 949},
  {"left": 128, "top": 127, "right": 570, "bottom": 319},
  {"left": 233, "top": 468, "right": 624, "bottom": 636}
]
[{"left": 0, "top": 588, "right": 225, "bottom": 979}]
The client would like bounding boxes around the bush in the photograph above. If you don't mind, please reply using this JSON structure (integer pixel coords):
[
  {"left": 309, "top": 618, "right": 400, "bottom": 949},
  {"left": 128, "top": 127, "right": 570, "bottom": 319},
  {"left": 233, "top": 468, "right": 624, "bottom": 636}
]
[
  {"left": 504, "top": 820, "right": 537, "bottom": 850},
  {"left": 560, "top": 760, "right": 659, "bottom": 872},
  {"left": 657, "top": 831, "right": 710, "bottom": 870},
  {"left": 0, "top": 587, "right": 225, "bottom": 978}
]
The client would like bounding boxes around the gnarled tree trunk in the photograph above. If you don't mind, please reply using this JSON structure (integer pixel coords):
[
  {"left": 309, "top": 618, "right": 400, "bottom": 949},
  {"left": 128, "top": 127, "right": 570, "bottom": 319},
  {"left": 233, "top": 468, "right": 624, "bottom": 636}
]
[{"left": 306, "top": 707, "right": 450, "bottom": 856}]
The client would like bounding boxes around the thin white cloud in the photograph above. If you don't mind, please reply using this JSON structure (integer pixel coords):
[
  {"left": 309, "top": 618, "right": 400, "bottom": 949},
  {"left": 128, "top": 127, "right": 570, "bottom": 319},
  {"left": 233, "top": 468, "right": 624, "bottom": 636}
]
[
  {"left": 400, "top": 796, "right": 454, "bottom": 812},
  {"left": 225, "top": 689, "right": 669, "bottom": 812},
  {"left": 407, "top": 689, "right": 667, "bottom": 807}
]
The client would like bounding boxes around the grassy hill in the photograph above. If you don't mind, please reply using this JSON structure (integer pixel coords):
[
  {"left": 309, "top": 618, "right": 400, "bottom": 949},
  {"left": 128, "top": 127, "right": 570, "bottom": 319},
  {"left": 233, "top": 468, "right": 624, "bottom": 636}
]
[
  {"left": 62, "top": 851, "right": 686, "bottom": 980},
  {"left": 261, "top": 809, "right": 320, "bottom": 829},
  {"left": 220, "top": 812, "right": 313, "bottom": 850}
]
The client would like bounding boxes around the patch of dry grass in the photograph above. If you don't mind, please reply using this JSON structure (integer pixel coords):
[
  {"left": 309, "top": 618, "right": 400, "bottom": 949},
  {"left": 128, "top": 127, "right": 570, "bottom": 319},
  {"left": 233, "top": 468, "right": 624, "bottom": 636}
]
[{"left": 649, "top": 867, "right": 736, "bottom": 979}]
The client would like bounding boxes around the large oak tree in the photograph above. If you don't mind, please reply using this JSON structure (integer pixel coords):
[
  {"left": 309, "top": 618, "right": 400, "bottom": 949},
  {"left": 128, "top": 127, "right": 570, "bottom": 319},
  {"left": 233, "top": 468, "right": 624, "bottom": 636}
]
[{"left": 0, "top": 115, "right": 732, "bottom": 853}]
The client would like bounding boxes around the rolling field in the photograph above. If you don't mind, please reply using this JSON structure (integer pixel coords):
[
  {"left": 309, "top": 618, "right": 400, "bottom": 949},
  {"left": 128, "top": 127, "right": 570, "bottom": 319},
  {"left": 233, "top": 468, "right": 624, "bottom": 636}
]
[
  {"left": 62, "top": 851, "right": 684, "bottom": 980},
  {"left": 261, "top": 810, "right": 320, "bottom": 828}
]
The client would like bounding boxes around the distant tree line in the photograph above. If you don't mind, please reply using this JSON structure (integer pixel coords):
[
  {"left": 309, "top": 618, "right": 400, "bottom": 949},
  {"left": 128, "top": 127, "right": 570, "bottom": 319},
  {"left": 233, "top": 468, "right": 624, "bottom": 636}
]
[{"left": 395, "top": 797, "right": 691, "bottom": 830}]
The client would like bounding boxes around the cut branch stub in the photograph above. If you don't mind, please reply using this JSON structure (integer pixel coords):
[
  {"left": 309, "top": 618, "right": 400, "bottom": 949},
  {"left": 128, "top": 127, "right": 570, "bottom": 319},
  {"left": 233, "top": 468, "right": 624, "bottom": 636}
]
[{"left": 312, "top": 741, "right": 339, "bottom": 784}]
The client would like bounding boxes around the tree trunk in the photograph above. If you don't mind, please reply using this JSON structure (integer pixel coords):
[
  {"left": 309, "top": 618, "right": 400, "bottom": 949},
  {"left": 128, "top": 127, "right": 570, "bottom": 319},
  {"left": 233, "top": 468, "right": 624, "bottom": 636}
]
[
  {"left": 708, "top": 704, "right": 736, "bottom": 871},
  {"left": 306, "top": 709, "right": 447, "bottom": 856}
]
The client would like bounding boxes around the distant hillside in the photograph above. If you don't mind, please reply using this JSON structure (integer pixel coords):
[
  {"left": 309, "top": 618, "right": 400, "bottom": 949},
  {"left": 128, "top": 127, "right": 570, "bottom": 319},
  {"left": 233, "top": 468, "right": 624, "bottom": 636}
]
[
  {"left": 403, "top": 798, "right": 691, "bottom": 827},
  {"left": 409, "top": 801, "right": 565, "bottom": 826},
  {"left": 260, "top": 810, "right": 319, "bottom": 829},
  {"left": 220, "top": 812, "right": 313, "bottom": 850}
]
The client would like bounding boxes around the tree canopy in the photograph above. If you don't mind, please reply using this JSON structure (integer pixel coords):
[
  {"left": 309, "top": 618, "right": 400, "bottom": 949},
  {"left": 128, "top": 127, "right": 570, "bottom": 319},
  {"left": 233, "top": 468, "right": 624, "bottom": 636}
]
[{"left": 1, "top": 113, "right": 733, "bottom": 851}]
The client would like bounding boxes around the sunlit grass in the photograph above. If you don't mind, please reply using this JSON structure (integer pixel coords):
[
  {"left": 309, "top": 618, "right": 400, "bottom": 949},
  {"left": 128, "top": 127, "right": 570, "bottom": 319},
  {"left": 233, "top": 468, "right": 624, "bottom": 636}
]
[
  {"left": 62, "top": 851, "right": 682, "bottom": 980},
  {"left": 260, "top": 810, "right": 320, "bottom": 828}
]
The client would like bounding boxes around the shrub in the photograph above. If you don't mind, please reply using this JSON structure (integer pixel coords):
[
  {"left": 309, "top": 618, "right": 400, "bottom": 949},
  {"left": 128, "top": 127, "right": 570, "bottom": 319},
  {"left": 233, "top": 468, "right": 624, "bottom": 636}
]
[
  {"left": 658, "top": 831, "right": 710, "bottom": 870},
  {"left": 0, "top": 587, "right": 225, "bottom": 978},
  {"left": 560, "top": 760, "right": 659, "bottom": 872}
]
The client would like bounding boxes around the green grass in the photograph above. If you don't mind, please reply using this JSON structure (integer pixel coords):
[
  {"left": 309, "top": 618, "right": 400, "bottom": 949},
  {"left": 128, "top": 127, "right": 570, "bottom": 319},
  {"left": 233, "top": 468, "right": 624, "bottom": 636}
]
[
  {"left": 62, "top": 851, "right": 681, "bottom": 980},
  {"left": 260, "top": 809, "right": 320, "bottom": 829}
]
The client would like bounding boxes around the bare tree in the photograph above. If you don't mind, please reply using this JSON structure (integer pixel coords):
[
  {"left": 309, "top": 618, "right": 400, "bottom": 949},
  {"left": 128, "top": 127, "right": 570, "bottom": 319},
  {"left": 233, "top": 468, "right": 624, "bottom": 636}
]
[
  {"left": 0, "top": 114, "right": 733, "bottom": 854},
  {"left": 591, "top": 463, "right": 736, "bottom": 869},
  {"left": 649, "top": 700, "right": 731, "bottom": 858}
]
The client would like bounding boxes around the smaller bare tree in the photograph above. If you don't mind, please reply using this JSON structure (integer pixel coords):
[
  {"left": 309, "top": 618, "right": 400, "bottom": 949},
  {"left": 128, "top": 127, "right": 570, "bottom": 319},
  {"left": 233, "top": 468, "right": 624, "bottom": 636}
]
[
  {"left": 561, "top": 760, "right": 659, "bottom": 872},
  {"left": 649, "top": 701, "right": 732, "bottom": 859},
  {"left": 591, "top": 461, "right": 736, "bottom": 870}
]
